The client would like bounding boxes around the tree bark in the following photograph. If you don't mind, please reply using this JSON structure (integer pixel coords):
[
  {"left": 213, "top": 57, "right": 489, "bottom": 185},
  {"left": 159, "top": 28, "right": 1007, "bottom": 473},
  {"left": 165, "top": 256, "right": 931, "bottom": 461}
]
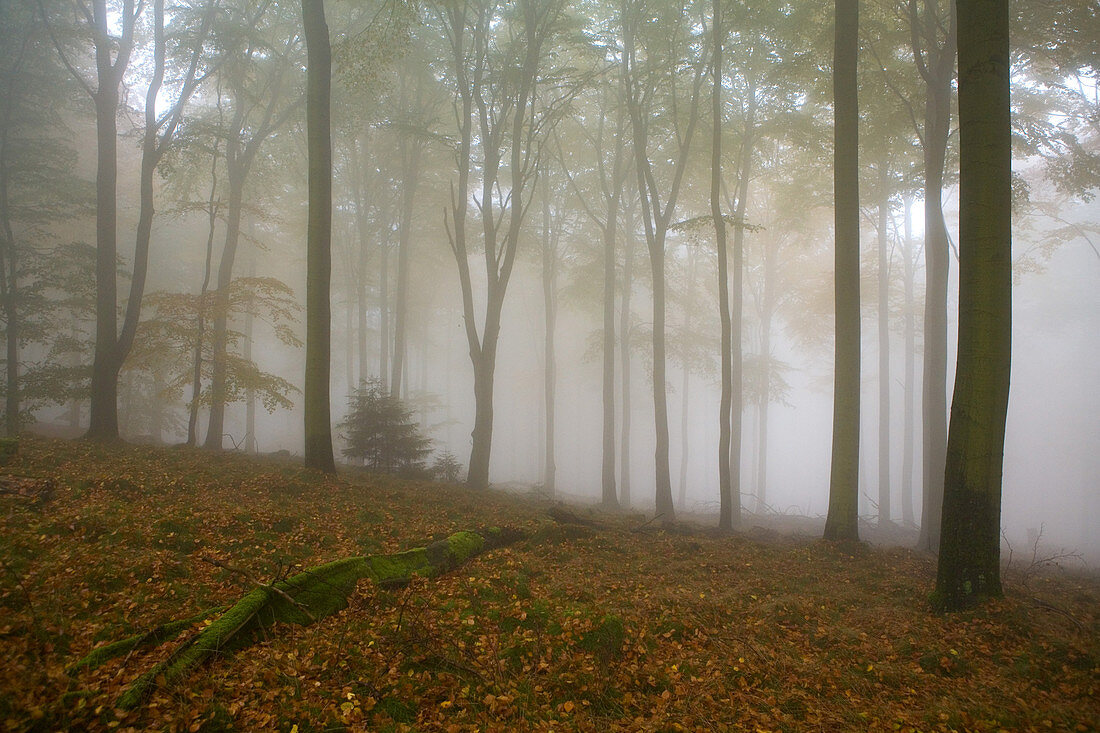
[
  {"left": 877, "top": 166, "right": 892, "bottom": 526},
  {"left": 934, "top": 0, "right": 1010, "bottom": 610},
  {"left": 619, "top": 222, "right": 635, "bottom": 508},
  {"left": 302, "top": 0, "right": 335, "bottom": 473},
  {"left": 824, "top": 0, "right": 861, "bottom": 543},
  {"left": 911, "top": 0, "right": 956, "bottom": 553},
  {"left": 622, "top": 0, "right": 706, "bottom": 522},
  {"left": 901, "top": 196, "right": 917, "bottom": 527},
  {"left": 540, "top": 173, "right": 557, "bottom": 496},
  {"left": 712, "top": 0, "right": 735, "bottom": 531},
  {"left": 85, "top": 0, "right": 133, "bottom": 442}
]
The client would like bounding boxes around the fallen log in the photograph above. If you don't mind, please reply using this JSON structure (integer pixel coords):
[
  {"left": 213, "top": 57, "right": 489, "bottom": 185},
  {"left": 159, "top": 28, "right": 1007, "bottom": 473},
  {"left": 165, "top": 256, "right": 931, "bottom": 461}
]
[{"left": 71, "top": 527, "right": 522, "bottom": 710}]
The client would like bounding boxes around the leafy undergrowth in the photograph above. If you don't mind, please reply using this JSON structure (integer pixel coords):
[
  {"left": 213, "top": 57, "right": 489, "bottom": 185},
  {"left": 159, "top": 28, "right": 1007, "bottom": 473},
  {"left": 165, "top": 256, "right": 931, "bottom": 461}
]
[{"left": 0, "top": 436, "right": 1097, "bottom": 732}]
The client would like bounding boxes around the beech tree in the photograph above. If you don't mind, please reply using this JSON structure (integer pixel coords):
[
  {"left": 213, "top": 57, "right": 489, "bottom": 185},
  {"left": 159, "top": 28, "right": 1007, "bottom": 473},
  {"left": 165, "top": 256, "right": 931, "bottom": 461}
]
[
  {"left": 302, "top": 0, "right": 336, "bottom": 473},
  {"left": 621, "top": 0, "right": 708, "bottom": 522},
  {"left": 435, "top": 0, "right": 573, "bottom": 488},
  {"left": 43, "top": 0, "right": 216, "bottom": 441},
  {"left": 824, "top": 0, "right": 860, "bottom": 543},
  {"left": 934, "top": 0, "right": 1011, "bottom": 610}
]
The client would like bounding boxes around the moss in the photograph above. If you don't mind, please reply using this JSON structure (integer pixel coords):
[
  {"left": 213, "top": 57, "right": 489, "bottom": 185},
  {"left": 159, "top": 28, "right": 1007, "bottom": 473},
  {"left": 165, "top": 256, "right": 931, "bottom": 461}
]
[
  {"left": 368, "top": 548, "right": 430, "bottom": 585},
  {"left": 69, "top": 605, "right": 228, "bottom": 673},
  {"left": 446, "top": 530, "right": 484, "bottom": 564},
  {"left": 113, "top": 527, "right": 525, "bottom": 710}
]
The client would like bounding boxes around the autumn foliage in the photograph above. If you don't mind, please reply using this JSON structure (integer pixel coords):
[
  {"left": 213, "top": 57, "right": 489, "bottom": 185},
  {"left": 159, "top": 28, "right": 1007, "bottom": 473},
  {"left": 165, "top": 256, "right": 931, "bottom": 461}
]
[{"left": 0, "top": 436, "right": 1096, "bottom": 731}]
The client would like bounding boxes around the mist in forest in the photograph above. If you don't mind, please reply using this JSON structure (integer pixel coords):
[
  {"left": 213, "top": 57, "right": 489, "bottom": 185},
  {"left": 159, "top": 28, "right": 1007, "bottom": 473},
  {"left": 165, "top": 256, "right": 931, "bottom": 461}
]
[{"left": 3, "top": 0, "right": 1097, "bottom": 562}]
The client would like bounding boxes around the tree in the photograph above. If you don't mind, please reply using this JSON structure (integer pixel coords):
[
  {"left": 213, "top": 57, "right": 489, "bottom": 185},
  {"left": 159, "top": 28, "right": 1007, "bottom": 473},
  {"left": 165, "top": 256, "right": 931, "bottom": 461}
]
[
  {"left": 436, "top": 0, "right": 572, "bottom": 488},
  {"left": 712, "top": 0, "right": 735, "bottom": 531},
  {"left": 909, "top": 0, "right": 957, "bottom": 553},
  {"left": 302, "top": 0, "right": 336, "bottom": 473},
  {"left": 340, "top": 378, "right": 431, "bottom": 474},
  {"left": 43, "top": 0, "right": 215, "bottom": 441},
  {"left": 933, "top": 0, "right": 1011, "bottom": 610},
  {"left": 0, "top": 1, "right": 88, "bottom": 434},
  {"left": 823, "top": 0, "right": 860, "bottom": 542},
  {"left": 621, "top": 0, "right": 707, "bottom": 522},
  {"left": 204, "top": 3, "right": 302, "bottom": 449},
  {"left": 556, "top": 56, "right": 629, "bottom": 508}
]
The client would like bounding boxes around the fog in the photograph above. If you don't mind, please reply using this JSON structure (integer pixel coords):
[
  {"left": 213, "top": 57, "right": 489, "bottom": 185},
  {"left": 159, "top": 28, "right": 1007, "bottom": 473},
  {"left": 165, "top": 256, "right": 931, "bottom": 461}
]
[{"left": 7, "top": 0, "right": 1098, "bottom": 564}]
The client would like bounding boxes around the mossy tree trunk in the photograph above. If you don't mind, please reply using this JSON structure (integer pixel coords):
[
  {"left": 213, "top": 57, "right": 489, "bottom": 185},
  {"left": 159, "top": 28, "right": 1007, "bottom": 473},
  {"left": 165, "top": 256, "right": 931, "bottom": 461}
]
[{"left": 72, "top": 529, "right": 519, "bottom": 710}]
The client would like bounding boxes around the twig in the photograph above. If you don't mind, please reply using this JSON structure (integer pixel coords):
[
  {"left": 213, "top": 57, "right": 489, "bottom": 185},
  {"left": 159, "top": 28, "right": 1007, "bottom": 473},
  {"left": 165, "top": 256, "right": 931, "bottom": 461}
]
[
  {"left": 631, "top": 513, "right": 666, "bottom": 533},
  {"left": 198, "top": 556, "right": 315, "bottom": 623}
]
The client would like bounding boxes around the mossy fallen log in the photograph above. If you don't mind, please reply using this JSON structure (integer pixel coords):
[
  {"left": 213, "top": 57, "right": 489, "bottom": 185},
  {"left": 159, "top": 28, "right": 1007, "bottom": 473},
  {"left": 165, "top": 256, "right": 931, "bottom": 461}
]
[
  {"left": 99, "top": 527, "right": 519, "bottom": 710},
  {"left": 67, "top": 605, "right": 228, "bottom": 674}
]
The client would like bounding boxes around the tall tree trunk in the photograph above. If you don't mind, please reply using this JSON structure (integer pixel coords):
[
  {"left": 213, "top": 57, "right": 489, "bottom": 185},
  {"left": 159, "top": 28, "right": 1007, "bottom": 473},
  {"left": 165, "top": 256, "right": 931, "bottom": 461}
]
[
  {"left": 204, "top": 176, "right": 244, "bottom": 449},
  {"left": 622, "top": 3, "right": 705, "bottom": 523},
  {"left": 187, "top": 131, "right": 221, "bottom": 447},
  {"left": 677, "top": 246, "right": 697, "bottom": 510},
  {"left": 877, "top": 166, "right": 892, "bottom": 526},
  {"left": 350, "top": 133, "right": 370, "bottom": 386},
  {"left": 756, "top": 243, "right": 774, "bottom": 514},
  {"left": 619, "top": 226, "right": 634, "bottom": 508},
  {"left": 648, "top": 245, "right": 674, "bottom": 519},
  {"left": 727, "top": 79, "right": 755, "bottom": 530},
  {"left": 600, "top": 105, "right": 626, "bottom": 509},
  {"left": 935, "top": 0, "right": 1010, "bottom": 609},
  {"left": 390, "top": 108, "right": 421, "bottom": 397},
  {"left": 87, "top": 0, "right": 210, "bottom": 441},
  {"left": 824, "top": 0, "right": 861, "bottom": 542},
  {"left": 540, "top": 174, "right": 557, "bottom": 496},
  {"left": 912, "top": 0, "right": 957, "bottom": 553},
  {"left": 901, "top": 196, "right": 917, "bottom": 527},
  {"left": 379, "top": 244, "right": 389, "bottom": 391},
  {"left": 85, "top": 0, "right": 130, "bottom": 442},
  {"left": 243, "top": 255, "right": 257, "bottom": 454},
  {"left": 677, "top": 365, "right": 691, "bottom": 509},
  {"left": 302, "top": 0, "right": 335, "bottom": 473},
  {"left": 713, "top": 0, "right": 735, "bottom": 530}
]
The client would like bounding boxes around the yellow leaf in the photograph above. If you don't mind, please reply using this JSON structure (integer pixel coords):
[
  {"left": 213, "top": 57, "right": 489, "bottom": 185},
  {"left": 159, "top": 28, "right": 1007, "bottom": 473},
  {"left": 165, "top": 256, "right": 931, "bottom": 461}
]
[{"left": 563, "top": 701, "right": 575, "bottom": 713}]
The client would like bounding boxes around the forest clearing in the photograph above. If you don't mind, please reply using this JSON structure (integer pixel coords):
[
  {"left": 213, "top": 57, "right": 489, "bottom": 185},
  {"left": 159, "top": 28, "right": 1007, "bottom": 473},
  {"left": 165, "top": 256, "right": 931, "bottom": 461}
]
[{"left": 1, "top": 436, "right": 1096, "bottom": 732}]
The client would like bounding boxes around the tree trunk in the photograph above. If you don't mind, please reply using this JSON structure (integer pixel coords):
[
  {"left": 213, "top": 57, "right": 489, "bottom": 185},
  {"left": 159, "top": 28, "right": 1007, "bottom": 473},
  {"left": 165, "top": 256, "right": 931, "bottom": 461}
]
[
  {"left": 204, "top": 177, "right": 244, "bottom": 450},
  {"left": 390, "top": 101, "right": 421, "bottom": 397},
  {"left": 649, "top": 245, "right": 674, "bottom": 520},
  {"left": 935, "top": 0, "right": 1010, "bottom": 609},
  {"left": 302, "top": 0, "right": 335, "bottom": 473},
  {"left": 244, "top": 296, "right": 257, "bottom": 454},
  {"left": 467, "top": 354, "right": 496, "bottom": 488},
  {"left": 912, "top": 0, "right": 956, "bottom": 553},
  {"left": 86, "top": 12, "right": 125, "bottom": 442},
  {"left": 877, "top": 166, "right": 892, "bottom": 526},
  {"left": 600, "top": 96, "right": 625, "bottom": 509},
  {"left": 901, "top": 196, "right": 917, "bottom": 527},
  {"left": 677, "top": 246, "right": 697, "bottom": 510},
  {"left": 726, "top": 79, "right": 755, "bottom": 530},
  {"left": 379, "top": 244, "right": 390, "bottom": 392},
  {"left": 678, "top": 367, "right": 690, "bottom": 509},
  {"left": 712, "top": 0, "right": 734, "bottom": 531},
  {"left": 824, "top": 0, "right": 861, "bottom": 543},
  {"left": 187, "top": 133, "right": 221, "bottom": 447},
  {"left": 757, "top": 243, "right": 774, "bottom": 514},
  {"left": 619, "top": 226, "right": 634, "bottom": 508},
  {"left": 540, "top": 174, "right": 557, "bottom": 496}
]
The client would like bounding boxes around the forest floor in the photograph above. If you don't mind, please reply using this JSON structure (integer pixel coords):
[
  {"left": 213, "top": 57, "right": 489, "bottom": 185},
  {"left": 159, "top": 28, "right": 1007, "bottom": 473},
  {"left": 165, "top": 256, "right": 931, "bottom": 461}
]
[{"left": 0, "top": 436, "right": 1096, "bottom": 732}]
